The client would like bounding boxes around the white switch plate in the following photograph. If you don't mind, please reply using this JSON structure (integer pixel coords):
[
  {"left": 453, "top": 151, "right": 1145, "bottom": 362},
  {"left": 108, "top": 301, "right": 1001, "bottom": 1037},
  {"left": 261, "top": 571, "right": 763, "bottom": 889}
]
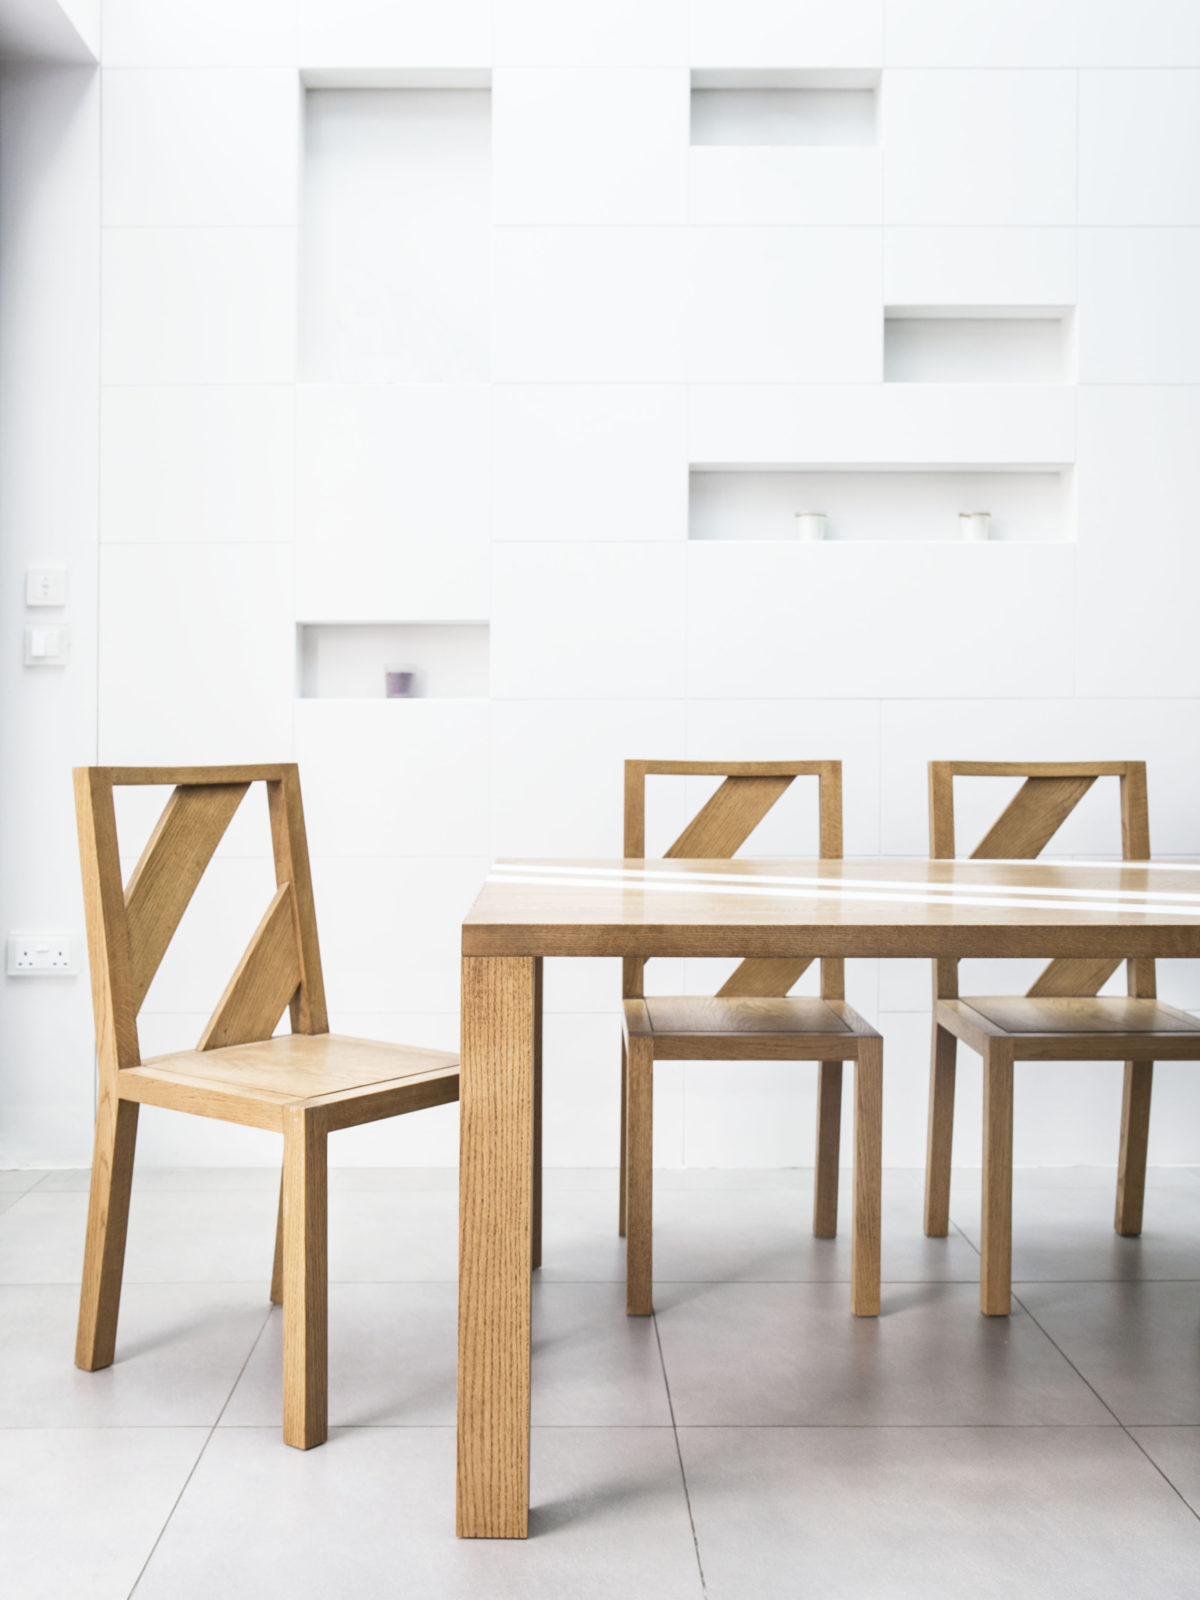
[
  {"left": 7, "top": 933, "right": 78, "bottom": 976},
  {"left": 26, "top": 565, "right": 67, "bottom": 607},
  {"left": 24, "top": 623, "right": 70, "bottom": 665}
]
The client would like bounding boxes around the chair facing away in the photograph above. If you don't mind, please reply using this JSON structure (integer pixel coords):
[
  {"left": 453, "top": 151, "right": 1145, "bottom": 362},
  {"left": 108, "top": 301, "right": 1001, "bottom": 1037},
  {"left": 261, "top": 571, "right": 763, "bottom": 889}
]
[
  {"left": 73, "top": 764, "right": 458, "bottom": 1448},
  {"left": 619, "top": 760, "right": 883, "bottom": 1318},
  {"left": 923, "top": 759, "right": 1200, "bottom": 1315}
]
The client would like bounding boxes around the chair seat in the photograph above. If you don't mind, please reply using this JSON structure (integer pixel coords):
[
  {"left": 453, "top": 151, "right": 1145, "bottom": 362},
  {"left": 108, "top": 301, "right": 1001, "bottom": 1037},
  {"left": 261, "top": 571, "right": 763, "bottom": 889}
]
[
  {"left": 120, "top": 1032, "right": 459, "bottom": 1132},
  {"left": 938, "top": 996, "right": 1200, "bottom": 1059},
  {"left": 623, "top": 996, "right": 877, "bottom": 1060}
]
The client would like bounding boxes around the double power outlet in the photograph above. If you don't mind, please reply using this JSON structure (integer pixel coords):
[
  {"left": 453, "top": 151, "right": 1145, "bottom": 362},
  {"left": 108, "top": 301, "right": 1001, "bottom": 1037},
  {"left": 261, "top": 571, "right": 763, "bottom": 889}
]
[{"left": 6, "top": 934, "right": 78, "bottom": 976}]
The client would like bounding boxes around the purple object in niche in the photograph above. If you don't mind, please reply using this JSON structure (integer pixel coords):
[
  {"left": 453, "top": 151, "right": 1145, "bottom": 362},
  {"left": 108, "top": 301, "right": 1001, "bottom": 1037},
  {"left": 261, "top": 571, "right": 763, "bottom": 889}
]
[{"left": 385, "top": 667, "right": 419, "bottom": 699}]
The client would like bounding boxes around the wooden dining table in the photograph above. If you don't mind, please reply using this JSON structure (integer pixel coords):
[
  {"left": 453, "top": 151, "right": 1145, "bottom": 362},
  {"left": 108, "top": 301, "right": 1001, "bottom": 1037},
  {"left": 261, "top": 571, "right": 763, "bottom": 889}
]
[{"left": 455, "top": 854, "right": 1200, "bottom": 1538}]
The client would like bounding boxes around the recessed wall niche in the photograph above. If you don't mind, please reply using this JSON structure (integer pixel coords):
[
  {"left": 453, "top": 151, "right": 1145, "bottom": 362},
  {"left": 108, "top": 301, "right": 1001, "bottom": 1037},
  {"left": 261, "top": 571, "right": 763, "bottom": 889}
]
[
  {"left": 297, "top": 623, "right": 490, "bottom": 700},
  {"left": 301, "top": 73, "right": 491, "bottom": 381},
  {"left": 688, "top": 468, "right": 1073, "bottom": 544},
  {"left": 690, "top": 70, "right": 879, "bottom": 147},
  {"left": 884, "top": 307, "right": 1075, "bottom": 383}
]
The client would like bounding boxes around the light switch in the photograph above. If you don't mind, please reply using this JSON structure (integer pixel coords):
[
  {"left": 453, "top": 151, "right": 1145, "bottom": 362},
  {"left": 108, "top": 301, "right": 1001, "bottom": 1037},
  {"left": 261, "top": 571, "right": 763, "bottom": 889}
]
[
  {"left": 24, "top": 624, "right": 70, "bottom": 666},
  {"left": 26, "top": 565, "right": 67, "bottom": 607}
]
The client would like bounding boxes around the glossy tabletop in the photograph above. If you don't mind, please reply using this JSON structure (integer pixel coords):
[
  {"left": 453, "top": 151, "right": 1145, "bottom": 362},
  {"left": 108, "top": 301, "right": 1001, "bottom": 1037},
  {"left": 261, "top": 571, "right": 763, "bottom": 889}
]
[{"left": 462, "top": 857, "right": 1200, "bottom": 958}]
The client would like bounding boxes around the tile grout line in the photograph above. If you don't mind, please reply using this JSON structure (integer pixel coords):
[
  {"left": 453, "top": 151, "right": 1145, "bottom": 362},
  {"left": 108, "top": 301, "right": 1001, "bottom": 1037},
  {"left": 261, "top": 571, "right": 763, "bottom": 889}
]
[
  {"left": 653, "top": 1310, "right": 708, "bottom": 1597},
  {"left": 1010, "top": 1285, "right": 1200, "bottom": 1525},
  {"left": 124, "top": 1302, "right": 274, "bottom": 1597}
]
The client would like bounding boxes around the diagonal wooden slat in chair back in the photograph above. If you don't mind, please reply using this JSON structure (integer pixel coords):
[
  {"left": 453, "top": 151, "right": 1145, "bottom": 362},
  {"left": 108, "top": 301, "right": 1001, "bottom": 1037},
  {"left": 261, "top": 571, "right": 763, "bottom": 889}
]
[
  {"left": 929, "top": 760, "right": 1153, "bottom": 1002},
  {"left": 74, "top": 765, "right": 328, "bottom": 1079},
  {"left": 624, "top": 760, "right": 843, "bottom": 1002}
]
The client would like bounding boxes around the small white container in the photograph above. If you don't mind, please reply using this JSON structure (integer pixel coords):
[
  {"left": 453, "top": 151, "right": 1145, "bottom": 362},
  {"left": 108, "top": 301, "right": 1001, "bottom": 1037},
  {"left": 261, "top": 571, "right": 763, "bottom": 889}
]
[
  {"left": 959, "top": 511, "right": 991, "bottom": 542},
  {"left": 793, "top": 511, "right": 827, "bottom": 542}
]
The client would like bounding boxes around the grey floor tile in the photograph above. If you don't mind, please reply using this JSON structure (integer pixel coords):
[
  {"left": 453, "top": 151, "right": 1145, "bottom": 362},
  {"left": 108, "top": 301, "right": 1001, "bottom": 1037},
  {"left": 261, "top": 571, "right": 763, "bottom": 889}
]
[
  {"left": 952, "top": 1179, "right": 1200, "bottom": 1281},
  {"left": 222, "top": 1285, "right": 458, "bottom": 1428},
  {"left": 35, "top": 1166, "right": 280, "bottom": 1194},
  {"left": 1129, "top": 1427, "right": 1200, "bottom": 1515},
  {"left": 0, "top": 1188, "right": 281, "bottom": 1285},
  {"left": 134, "top": 1428, "right": 704, "bottom": 1600},
  {"left": 1018, "top": 1281, "right": 1200, "bottom": 1424},
  {"left": 0, "top": 1428, "right": 208, "bottom": 1600},
  {"left": 0, "top": 1283, "right": 269, "bottom": 1427},
  {"left": 680, "top": 1426, "right": 1200, "bottom": 1600},
  {"left": 656, "top": 1281, "right": 1111, "bottom": 1426},
  {"left": 0, "top": 1168, "right": 48, "bottom": 1193},
  {"left": 327, "top": 1188, "right": 458, "bottom": 1280},
  {"left": 537, "top": 1175, "right": 971, "bottom": 1285},
  {"left": 222, "top": 1282, "right": 670, "bottom": 1430}
]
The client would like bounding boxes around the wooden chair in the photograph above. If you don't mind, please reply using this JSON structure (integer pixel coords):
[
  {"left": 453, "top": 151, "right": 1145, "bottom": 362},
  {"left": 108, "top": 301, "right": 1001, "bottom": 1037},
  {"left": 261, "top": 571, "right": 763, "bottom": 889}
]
[
  {"left": 73, "top": 764, "right": 459, "bottom": 1449},
  {"left": 619, "top": 760, "right": 883, "bottom": 1318},
  {"left": 922, "top": 759, "right": 1200, "bottom": 1315}
]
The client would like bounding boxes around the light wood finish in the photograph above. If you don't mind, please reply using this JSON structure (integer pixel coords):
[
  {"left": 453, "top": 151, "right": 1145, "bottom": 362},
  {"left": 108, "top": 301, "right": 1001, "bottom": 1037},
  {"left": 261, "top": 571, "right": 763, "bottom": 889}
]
[
  {"left": 457, "top": 956, "right": 535, "bottom": 1540},
  {"left": 851, "top": 1035, "right": 883, "bottom": 1317},
  {"left": 618, "top": 760, "right": 880, "bottom": 1316},
  {"left": 924, "top": 758, "right": 1200, "bottom": 1313},
  {"left": 531, "top": 957, "right": 543, "bottom": 1273},
  {"left": 73, "top": 764, "right": 458, "bottom": 1450},
  {"left": 624, "top": 1033, "right": 654, "bottom": 1316},
  {"left": 458, "top": 850, "right": 1200, "bottom": 1536}
]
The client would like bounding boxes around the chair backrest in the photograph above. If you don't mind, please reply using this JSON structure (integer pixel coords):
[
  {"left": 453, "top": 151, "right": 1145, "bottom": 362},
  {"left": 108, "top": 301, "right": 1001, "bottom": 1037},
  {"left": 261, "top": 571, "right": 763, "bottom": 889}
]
[
  {"left": 928, "top": 759, "right": 1153, "bottom": 1001},
  {"left": 74, "top": 764, "right": 328, "bottom": 1083},
  {"left": 622, "top": 759, "right": 844, "bottom": 1001}
]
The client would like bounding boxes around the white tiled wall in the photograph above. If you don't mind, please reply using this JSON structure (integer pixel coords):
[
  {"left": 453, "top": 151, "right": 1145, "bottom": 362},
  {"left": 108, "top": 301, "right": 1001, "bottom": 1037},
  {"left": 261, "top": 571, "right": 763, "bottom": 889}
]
[{"left": 6, "top": 0, "right": 1200, "bottom": 1171}]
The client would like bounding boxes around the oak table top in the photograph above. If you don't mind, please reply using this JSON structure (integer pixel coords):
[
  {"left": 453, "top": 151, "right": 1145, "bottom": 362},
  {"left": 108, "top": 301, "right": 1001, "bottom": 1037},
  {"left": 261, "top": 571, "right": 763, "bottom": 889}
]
[{"left": 462, "top": 857, "right": 1200, "bottom": 958}]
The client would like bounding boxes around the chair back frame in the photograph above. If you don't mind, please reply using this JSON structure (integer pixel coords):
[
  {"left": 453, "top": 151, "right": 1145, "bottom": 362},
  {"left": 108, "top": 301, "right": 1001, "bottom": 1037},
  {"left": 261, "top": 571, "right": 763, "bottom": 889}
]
[
  {"left": 622, "top": 759, "right": 844, "bottom": 1002},
  {"left": 74, "top": 764, "right": 328, "bottom": 1086},
  {"left": 927, "top": 759, "right": 1153, "bottom": 1002}
]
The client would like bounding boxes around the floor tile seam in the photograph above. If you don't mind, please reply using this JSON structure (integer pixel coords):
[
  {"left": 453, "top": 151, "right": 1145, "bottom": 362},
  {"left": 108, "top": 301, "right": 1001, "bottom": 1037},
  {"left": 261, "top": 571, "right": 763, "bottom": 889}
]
[
  {"left": 653, "top": 1311, "right": 709, "bottom": 1598},
  {"left": 125, "top": 1303, "right": 273, "bottom": 1598},
  {"left": 1121, "top": 1426, "right": 1200, "bottom": 1524}
]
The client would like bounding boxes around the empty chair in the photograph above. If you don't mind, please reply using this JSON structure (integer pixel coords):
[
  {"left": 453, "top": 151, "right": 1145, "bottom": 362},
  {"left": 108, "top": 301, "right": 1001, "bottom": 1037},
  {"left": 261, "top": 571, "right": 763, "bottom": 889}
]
[
  {"left": 73, "top": 764, "right": 458, "bottom": 1448},
  {"left": 923, "top": 759, "right": 1200, "bottom": 1315},
  {"left": 619, "top": 760, "right": 883, "bottom": 1317}
]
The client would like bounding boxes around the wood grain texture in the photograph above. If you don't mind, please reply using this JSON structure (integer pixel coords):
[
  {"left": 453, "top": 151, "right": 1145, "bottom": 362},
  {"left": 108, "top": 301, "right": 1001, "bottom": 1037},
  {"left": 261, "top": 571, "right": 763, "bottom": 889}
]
[
  {"left": 268, "top": 767, "right": 329, "bottom": 1036},
  {"left": 1115, "top": 1062, "right": 1154, "bottom": 1237},
  {"left": 1026, "top": 957, "right": 1123, "bottom": 999},
  {"left": 972, "top": 776, "right": 1096, "bottom": 861},
  {"left": 716, "top": 956, "right": 813, "bottom": 997},
  {"left": 664, "top": 775, "right": 793, "bottom": 859},
  {"left": 851, "top": 1037, "right": 883, "bottom": 1318},
  {"left": 198, "top": 885, "right": 301, "bottom": 1052},
  {"left": 923, "top": 1022, "right": 957, "bottom": 1238},
  {"left": 457, "top": 957, "right": 534, "bottom": 1540},
  {"left": 624, "top": 1034, "right": 654, "bottom": 1317},
  {"left": 531, "top": 957, "right": 543, "bottom": 1274},
  {"left": 812, "top": 1061, "right": 843, "bottom": 1240},
  {"left": 981, "top": 1039, "right": 1015, "bottom": 1317},
  {"left": 75, "top": 1090, "right": 139, "bottom": 1370},
  {"left": 74, "top": 768, "right": 140, "bottom": 1076},
  {"left": 270, "top": 1174, "right": 284, "bottom": 1306},
  {"left": 124, "top": 782, "right": 249, "bottom": 1009},
  {"left": 282, "top": 1105, "right": 328, "bottom": 1450}
]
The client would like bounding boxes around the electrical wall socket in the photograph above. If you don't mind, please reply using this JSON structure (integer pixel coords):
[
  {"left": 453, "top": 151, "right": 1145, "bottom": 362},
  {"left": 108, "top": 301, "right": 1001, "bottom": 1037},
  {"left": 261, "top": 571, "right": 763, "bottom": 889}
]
[{"left": 7, "top": 934, "right": 78, "bottom": 976}]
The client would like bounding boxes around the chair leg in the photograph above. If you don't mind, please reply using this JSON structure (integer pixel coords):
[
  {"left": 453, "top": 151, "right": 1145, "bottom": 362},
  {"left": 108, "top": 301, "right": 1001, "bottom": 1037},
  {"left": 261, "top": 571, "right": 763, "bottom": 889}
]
[
  {"left": 618, "top": 1035, "right": 628, "bottom": 1238},
  {"left": 1115, "top": 1061, "right": 1153, "bottom": 1238},
  {"left": 270, "top": 1171, "right": 284, "bottom": 1305},
  {"left": 282, "top": 1106, "right": 328, "bottom": 1450},
  {"left": 924, "top": 1022, "right": 957, "bottom": 1237},
  {"left": 76, "top": 1090, "right": 139, "bottom": 1371},
  {"left": 981, "top": 1040, "right": 1015, "bottom": 1317},
  {"left": 625, "top": 1036, "right": 653, "bottom": 1316},
  {"left": 851, "top": 1040, "right": 882, "bottom": 1317},
  {"left": 532, "top": 957, "right": 543, "bottom": 1272},
  {"left": 813, "top": 1060, "right": 843, "bottom": 1239}
]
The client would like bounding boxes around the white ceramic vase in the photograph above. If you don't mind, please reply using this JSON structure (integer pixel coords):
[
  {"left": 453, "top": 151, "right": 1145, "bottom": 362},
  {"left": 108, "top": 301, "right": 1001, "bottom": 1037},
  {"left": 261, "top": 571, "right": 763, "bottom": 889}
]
[
  {"left": 959, "top": 512, "right": 990, "bottom": 542},
  {"left": 794, "top": 511, "right": 827, "bottom": 542}
]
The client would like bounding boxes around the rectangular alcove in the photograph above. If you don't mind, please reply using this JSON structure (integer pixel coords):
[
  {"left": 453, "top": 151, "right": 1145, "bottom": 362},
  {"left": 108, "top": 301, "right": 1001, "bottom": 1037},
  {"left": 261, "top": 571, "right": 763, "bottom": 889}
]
[
  {"left": 688, "top": 468, "right": 1074, "bottom": 544},
  {"left": 298, "top": 623, "right": 490, "bottom": 700},
  {"left": 884, "top": 307, "right": 1075, "bottom": 383},
  {"left": 690, "top": 70, "right": 879, "bottom": 147},
  {"left": 300, "top": 72, "right": 491, "bottom": 382}
]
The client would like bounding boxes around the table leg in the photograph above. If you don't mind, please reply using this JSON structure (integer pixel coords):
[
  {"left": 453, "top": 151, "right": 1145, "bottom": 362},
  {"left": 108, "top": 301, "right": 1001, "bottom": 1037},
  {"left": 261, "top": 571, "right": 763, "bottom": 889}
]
[
  {"left": 851, "top": 1039, "right": 882, "bottom": 1317},
  {"left": 531, "top": 957, "right": 543, "bottom": 1272},
  {"left": 457, "top": 955, "right": 536, "bottom": 1539}
]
